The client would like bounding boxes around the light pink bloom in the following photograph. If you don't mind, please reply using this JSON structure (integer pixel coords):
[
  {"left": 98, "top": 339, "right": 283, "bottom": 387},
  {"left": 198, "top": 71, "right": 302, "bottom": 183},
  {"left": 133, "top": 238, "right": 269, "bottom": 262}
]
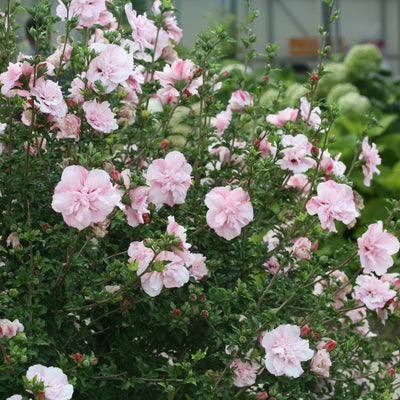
[
  {"left": 277, "top": 134, "right": 316, "bottom": 173},
  {"left": 31, "top": 77, "right": 67, "bottom": 117},
  {"left": 205, "top": 186, "right": 253, "bottom": 240},
  {"left": 0, "top": 62, "right": 23, "bottom": 96},
  {"left": 55, "top": 114, "right": 81, "bottom": 141},
  {"left": 56, "top": 0, "right": 106, "bottom": 28},
  {"left": 285, "top": 173, "right": 311, "bottom": 196},
  {"left": 230, "top": 358, "right": 261, "bottom": 387},
  {"left": 165, "top": 13, "right": 183, "bottom": 44},
  {"left": 189, "top": 253, "right": 208, "bottom": 281},
  {"left": 144, "top": 151, "right": 192, "bottom": 207},
  {"left": 210, "top": 108, "right": 232, "bottom": 137},
  {"left": 87, "top": 44, "right": 133, "bottom": 93},
  {"left": 261, "top": 324, "right": 314, "bottom": 378},
  {"left": 6, "top": 396, "right": 23, "bottom": 400},
  {"left": 292, "top": 237, "right": 312, "bottom": 260},
  {"left": 26, "top": 364, "right": 73, "bottom": 400},
  {"left": 125, "top": 4, "right": 169, "bottom": 61},
  {"left": 0, "top": 319, "right": 24, "bottom": 339},
  {"left": 228, "top": 89, "right": 253, "bottom": 113},
  {"left": 311, "top": 349, "right": 332, "bottom": 377},
  {"left": 306, "top": 180, "right": 359, "bottom": 233},
  {"left": 357, "top": 221, "right": 400, "bottom": 275},
  {"left": 320, "top": 150, "right": 346, "bottom": 177},
  {"left": 353, "top": 274, "right": 396, "bottom": 310},
  {"left": 258, "top": 132, "right": 276, "bottom": 158},
  {"left": 346, "top": 307, "right": 373, "bottom": 336},
  {"left": 162, "top": 259, "right": 189, "bottom": 289},
  {"left": 52, "top": 165, "right": 122, "bottom": 230},
  {"left": 300, "top": 96, "right": 322, "bottom": 128},
  {"left": 83, "top": 100, "right": 118, "bottom": 133},
  {"left": 266, "top": 107, "right": 298, "bottom": 127},
  {"left": 359, "top": 137, "right": 381, "bottom": 187},
  {"left": 124, "top": 186, "right": 150, "bottom": 228},
  {"left": 68, "top": 75, "right": 86, "bottom": 105}
]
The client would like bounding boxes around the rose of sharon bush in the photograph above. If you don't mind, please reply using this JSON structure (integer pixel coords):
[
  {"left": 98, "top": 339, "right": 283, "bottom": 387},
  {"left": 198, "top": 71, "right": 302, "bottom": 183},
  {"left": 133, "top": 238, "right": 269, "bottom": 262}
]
[
  {"left": 205, "top": 186, "right": 253, "bottom": 240},
  {"left": 357, "top": 221, "right": 400, "bottom": 275},
  {"left": 306, "top": 180, "right": 359, "bottom": 232},
  {"left": 26, "top": 364, "right": 73, "bottom": 400},
  {"left": 261, "top": 324, "right": 314, "bottom": 378},
  {"left": 52, "top": 165, "right": 122, "bottom": 230}
]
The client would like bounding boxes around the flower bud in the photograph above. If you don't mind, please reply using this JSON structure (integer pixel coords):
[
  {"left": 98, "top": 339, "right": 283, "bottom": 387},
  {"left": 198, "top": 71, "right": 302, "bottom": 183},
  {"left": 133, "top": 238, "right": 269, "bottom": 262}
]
[{"left": 325, "top": 340, "right": 337, "bottom": 351}]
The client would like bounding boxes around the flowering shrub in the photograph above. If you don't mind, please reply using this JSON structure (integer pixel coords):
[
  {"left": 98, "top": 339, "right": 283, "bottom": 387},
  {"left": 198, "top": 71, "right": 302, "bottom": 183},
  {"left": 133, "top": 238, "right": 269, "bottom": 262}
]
[{"left": 0, "top": 0, "right": 400, "bottom": 399}]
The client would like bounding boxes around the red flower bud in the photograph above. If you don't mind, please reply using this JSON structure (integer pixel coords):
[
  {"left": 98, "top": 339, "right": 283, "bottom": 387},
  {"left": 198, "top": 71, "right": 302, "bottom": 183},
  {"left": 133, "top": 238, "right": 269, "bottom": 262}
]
[
  {"left": 325, "top": 340, "right": 337, "bottom": 351},
  {"left": 111, "top": 170, "right": 121, "bottom": 182},
  {"left": 201, "top": 310, "right": 208, "bottom": 317},
  {"left": 300, "top": 324, "right": 312, "bottom": 337},
  {"left": 262, "top": 76, "right": 269, "bottom": 83},
  {"left": 38, "top": 392, "right": 45, "bottom": 400},
  {"left": 73, "top": 352, "right": 83, "bottom": 363},
  {"left": 310, "top": 74, "right": 319, "bottom": 83},
  {"left": 5, "top": 355, "right": 10, "bottom": 363},
  {"left": 199, "top": 294, "right": 206, "bottom": 302},
  {"left": 222, "top": 70, "right": 229, "bottom": 78},
  {"left": 257, "top": 391, "right": 269, "bottom": 400},
  {"left": 172, "top": 309, "right": 181, "bottom": 317},
  {"left": 314, "top": 333, "right": 321, "bottom": 340},
  {"left": 254, "top": 139, "right": 261, "bottom": 148},
  {"left": 311, "top": 145, "right": 319, "bottom": 155},
  {"left": 42, "top": 223, "right": 49, "bottom": 232},
  {"left": 142, "top": 213, "right": 150, "bottom": 224},
  {"left": 159, "top": 139, "right": 169, "bottom": 149},
  {"left": 68, "top": 98, "right": 75, "bottom": 107},
  {"left": 195, "top": 67, "right": 203, "bottom": 76},
  {"left": 388, "top": 368, "right": 396, "bottom": 377},
  {"left": 183, "top": 89, "right": 191, "bottom": 98},
  {"left": 311, "top": 241, "right": 318, "bottom": 251},
  {"left": 209, "top": 95, "right": 213, "bottom": 102}
]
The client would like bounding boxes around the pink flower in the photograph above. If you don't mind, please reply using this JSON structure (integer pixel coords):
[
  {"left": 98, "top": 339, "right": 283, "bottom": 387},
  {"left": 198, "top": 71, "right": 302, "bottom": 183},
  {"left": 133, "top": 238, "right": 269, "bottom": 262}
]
[
  {"left": 205, "top": 186, "right": 253, "bottom": 240},
  {"left": 359, "top": 137, "right": 381, "bottom": 187},
  {"left": 68, "top": 75, "right": 85, "bottom": 105},
  {"left": 31, "top": 77, "right": 67, "bottom": 117},
  {"left": 306, "top": 180, "right": 359, "bottom": 233},
  {"left": 0, "top": 62, "right": 23, "bottom": 96},
  {"left": 320, "top": 150, "right": 346, "bottom": 177},
  {"left": 256, "top": 392, "right": 269, "bottom": 400},
  {"left": 155, "top": 59, "right": 195, "bottom": 86},
  {"left": 26, "top": 364, "right": 73, "bottom": 400},
  {"left": 124, "top": 186, "right": 150, "bottom": 228},
  {"left": 228, "top": 89, "right": 253, "bottom": 113},
  {"left": 6, "top": 396, "right": 22, "bottom": 400},
  {"left": 292, "top": 237, "right": 312, "bottom": 260},
  {"left": 87, "top": 44, "right": 133, "bottom": 93},
  {"left": 353, "top": 274, "right": 396, "bottom": 310},
  {"left": 325, "top": 340, "right": 337, "bottom": 351},
  {"left": 0, "top": 319, "right": 24, "bottom": 339},
  {"left": 52, "top": 165, "right": 122, "bottom": 230},
  {"left": 277, "top": 134, "right": 316, "bottom": 173},
  {"left": 55, "top": 114, "right": 81, "bottom": 141},
  {"left": 266, "top": 107, "right": 298, "bottom": 127},
  {"left": 144, "top": 151, "right": 192, "bottom": 207},
  {"left": 300, "top": 96, "right": 322, "bottom": 128},
  {"left": 125, "top": 4, "right": 169, "bottom": 61},
  {"left": 261, "top": 324, "right": 314, "bottom": 378},
  {"left": 210, "top": 108, "right": 232, "bottom": 137},
  {"left": 230, "top": 358, "right": 261, "bottom": 387},
  {"left": 189, "top": 253, "right": 208, "bottom": 281},
  {"left": 162, "top": 259, "right": 190, "bottom": 289},
  {"left": 357, "top": 221, "right": 400, "bottom": 275},
  {"left": 83, "top": 100, "right": 118, "bottom": 133},
  {"left": 311, "top": 349, "right": 332, "bottom": 377},
  {"left": 56, "top": 0, "right": 107, "bottom": 28},
  {"left": 285, "top": 173, "right": 311, "bottom": 197},
  {"left": 258, "top": 132, "right": 276, "bottom": 158}
]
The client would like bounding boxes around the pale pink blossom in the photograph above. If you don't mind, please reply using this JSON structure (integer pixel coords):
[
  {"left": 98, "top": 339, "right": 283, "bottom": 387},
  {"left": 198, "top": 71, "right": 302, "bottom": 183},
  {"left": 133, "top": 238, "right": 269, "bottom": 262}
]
[
  {"left": 210, "top": 108, "right": 232, "bottom": 137},
  {"left": 162, "top": 259, "right": 190, "bottom": 289},
  {"left": 311, "top": 349, "right": 332, "bottom": 377},
  {"left": 359, "top": 137, "right": 381, "bottom": 187},
  {"left": 300, "top": 96, "right": 322, "bottom": 128},
  {"left": 96, "top": 10, "right": 118, "bottom": 29},
  {"left": 285, "top": 173, "right": 311, "bottom": 196},
  {"left": 230, "top": 358, "right": 261, "bottom": 387},
  {"left": 157, "top": 85, "right": 180, "bottom": 105},
  {"left": 26, "top": 364, "right": 73, "bottom": 400},
  {"left": 165, "top": 14, "right": 183, "bottom": 44},
  {"left": 83, "top": 100, "right": 118, "bottom": 133},
  {"left": 0, "top": 62, "right": 23, "bottom": 96},
  {"left": 144, "top": 151, "right": 192, "bottom": 207},
  {"left": 189, "top": 253, "right": 208, "bottom": 281},
  {"left": 68, "top": 75, "right": 86, "bottom": 105},
  {"left": 0, "top": 319, "right": 24, "bottom": 339},
  {"left": 357, "top": 221, "right": 400, "bottom": 275},
  {"left": 263, "top": 228, "right": 281, "bottom": 252},
  {"left": 52, "top": 165, "right": 122, "bottom": 230},
  {"left": 319, "top": 150, "right": 346, "bottom": 177},
  {"left": 257, "top": 132, "right": 276, "bottom": 158},
  {"left": 228, "top": 89, "right": 253, "bottom": 113},
  {"left": 292, "top": 237, "right": 312, "bottom": 260},
  {"left": 306, "top": 180, "right": 359, "bottom": 233},
  {"left": 6, "top": 396, "right": 23, "bottom": 400},
  {"left": 277, "top": 134, "right": 316, "bottom": 173},
  {"left": 266, "top": 107, "right": 298, "bottom": 127},
  {"left": 125, "top": 4, "right": 169, "bottom": 61},
  {"left": 31, "top": 77, "right": 67, "bottom": 117},
  {"left": 346, "top": 307, "right": 374, "bottom": 336},
  {"left": 261, "top": 324, "right": 314, "bottom": 378},
  {"left": 353, "top": 274, "right": 396, "bottom": 310},
  {"left": 56, "top": 0, "right": 106, "bottom": 28},
  {"left": 55, "top": 114, "right": 81, "bottom": 141},
  {"left": 87, "top": 44, "right": 133, "bottom": 93},
  {"left": 205, "top": 186, "right": 253, "bottom": 240},
  {"left": 124, "top": 186, "right": 150, "bottom": 228}
]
